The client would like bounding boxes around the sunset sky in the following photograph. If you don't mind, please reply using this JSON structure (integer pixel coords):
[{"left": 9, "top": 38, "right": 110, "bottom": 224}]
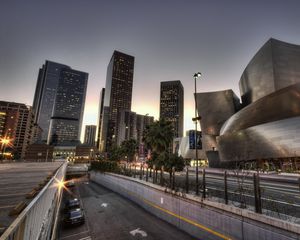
[{"left": 1, "top": 0, "right": 300, "bottom": 139}]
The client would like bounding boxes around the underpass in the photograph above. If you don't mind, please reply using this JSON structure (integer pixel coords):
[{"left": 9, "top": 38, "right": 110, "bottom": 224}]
[{"left": 58, "top": 178, "right": 196, "bottom": 240}]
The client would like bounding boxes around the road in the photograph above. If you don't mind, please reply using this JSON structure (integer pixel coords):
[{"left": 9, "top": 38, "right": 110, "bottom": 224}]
[{"left": 58, "top": 178, "right": 196, "bottom": 240}]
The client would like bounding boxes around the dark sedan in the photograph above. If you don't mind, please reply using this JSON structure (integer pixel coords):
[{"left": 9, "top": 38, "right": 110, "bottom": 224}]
[
  {"left": 64, "top": 208, "right": 85, "bottom": 226},
  {"left": 64, "top": 198, "right": 80, "bottom": 212}
]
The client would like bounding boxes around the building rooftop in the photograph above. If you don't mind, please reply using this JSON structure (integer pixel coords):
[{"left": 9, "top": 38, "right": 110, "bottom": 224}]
[{"left": 0, "top": 162, "right": 63, "bottom": 231}]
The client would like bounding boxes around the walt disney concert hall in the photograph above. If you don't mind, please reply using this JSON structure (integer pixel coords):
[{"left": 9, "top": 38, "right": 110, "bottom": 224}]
[{"left": 196, "top": 38, "right": 300, "bottom": 169}]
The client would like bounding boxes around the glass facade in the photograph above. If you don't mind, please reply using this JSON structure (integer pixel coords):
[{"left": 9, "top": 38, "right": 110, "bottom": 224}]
[
  {"left": 47, "top": 68, "right": 88, "bottom": 145},
  {"left": 32, "top": 61, "right": 70, "bottom": 141},
  {"left": 96, "top": 88, "right": 105, "bottom": 150},
  {"left": 102, "top": 51, "right": 135, "bottom": 151},
  {"left": 84, "top": 125, "right": 96, "bottom": 146},
  {"left": 160, "top": 80, "right": 184, "bottom": 138}
]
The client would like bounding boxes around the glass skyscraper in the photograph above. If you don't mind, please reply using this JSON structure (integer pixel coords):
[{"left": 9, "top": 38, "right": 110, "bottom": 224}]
[
  {"left": 100, "top": 51, "right": 134, "bottom": 151},
  {"left": 33, "top": 61, "right": 70, "bottom": 141},
  {"left": 160, "top": 80, "right": 184, "bottom": 138},
  {"left": 33, "top": 60, "right": 88, "bottom": 145}
]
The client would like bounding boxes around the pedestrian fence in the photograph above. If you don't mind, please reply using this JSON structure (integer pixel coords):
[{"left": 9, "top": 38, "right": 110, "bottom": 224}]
[{"left": 113, "top": 163, "right": 300, "bottom": 222}]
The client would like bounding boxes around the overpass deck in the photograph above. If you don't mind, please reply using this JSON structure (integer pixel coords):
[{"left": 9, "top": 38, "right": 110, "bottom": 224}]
[{"left": 0, "top": 161, "right": 63, "bottom": 233}]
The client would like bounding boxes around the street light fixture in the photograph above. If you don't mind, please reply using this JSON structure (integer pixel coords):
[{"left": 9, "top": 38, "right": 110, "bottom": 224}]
[
  {"left": 1, "top": 137, "right": 11, "bottom": 160},
  {"left": 193, "top": 72, "right": 201, "bottom": 195},
  {"left": 89, "top": 148, "right": 94, "bottom": 164}
]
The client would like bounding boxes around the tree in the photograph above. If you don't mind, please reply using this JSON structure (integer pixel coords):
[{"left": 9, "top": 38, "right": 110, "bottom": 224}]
[
  {"left": 143, "top": 119, "right": 186, "bottom": 184},
  {"left": 143, "top": 118, "right": 174, "bottom": 154},
  {"left": 120, "top": 139, "right": 138, "bottom": 162},
  {"left": 157, "top": 152, "right": 186, "bottom": 179},
  {"left": 109, "top": 146, "right": 122, "bottom": 162}
]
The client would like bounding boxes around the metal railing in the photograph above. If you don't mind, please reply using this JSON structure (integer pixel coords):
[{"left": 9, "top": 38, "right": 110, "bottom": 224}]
[
  {"left": 106, "top": 163, "right": 300, "bottom": 222},
  {"left": 0, "top": 162, "right": 67, "bottom": 240}
]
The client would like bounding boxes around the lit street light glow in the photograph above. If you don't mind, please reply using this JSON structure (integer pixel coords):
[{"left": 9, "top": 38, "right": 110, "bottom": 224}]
[{"left": 1, "top": 137, "right": 12, "bottom": 159}]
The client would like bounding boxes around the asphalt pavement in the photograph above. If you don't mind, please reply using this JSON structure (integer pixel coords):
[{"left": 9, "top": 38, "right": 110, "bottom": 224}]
[
  {"left": 0, "top": 162, "right": 62, "bottom": 231},
  {"left": 58, "top": 177, "right": 196, "bottom": 240}
]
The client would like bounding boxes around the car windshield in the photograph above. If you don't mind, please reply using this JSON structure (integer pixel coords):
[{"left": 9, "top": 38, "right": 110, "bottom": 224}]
[
  {"left": 70, "top": 210, "right": 82, "bottom": 218},
  {"left": 69, "top": 199, "right": 79, "bottom": 205}
]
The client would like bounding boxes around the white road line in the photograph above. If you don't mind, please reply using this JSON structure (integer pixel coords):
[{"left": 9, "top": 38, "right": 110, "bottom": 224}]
[
  {"left": 60, "top": 230, "right": 90, "bottom": 240},
  {"left": 78, "top": 236, "right": 92, "bottom": 240},
  {"left": 77, "top": 182, "right": 91, "bottom": 233}
]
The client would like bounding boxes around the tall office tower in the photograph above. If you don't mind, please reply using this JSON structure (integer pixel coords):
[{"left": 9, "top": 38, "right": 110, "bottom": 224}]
[
  {"left": 117, "top": 110, "right": 137, "bottom": 145},
  {"left": 0, "top": 101, "right": 34, "bottom": 159},
  {"left": 102, "top": 50, "right": 134, "bottom": 151},
  {"left": 84, "top": 125, "right": 97, "bottom": 146},
  {"left": 136, "top": 114, "right": 154, "bottom": 145},
  {"left": 48, "top": 68, "right": 88, "bottom": 146},
  {"left": 96, "top": 88, "right": 105, "bottom": 150},
  {"left": 33, "top": 61, "right": 70, "bottom": 142},
  {"left": 160, "top": 80, "right": 184, "bottom": 138}
]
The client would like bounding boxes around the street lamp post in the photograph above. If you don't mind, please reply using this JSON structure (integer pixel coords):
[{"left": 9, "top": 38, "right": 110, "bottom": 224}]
[
  {"left": 193, "top": 72, "right": 201, "bottom": 195},
  {"left": 89, "top": 148, "right": 94, "bottom": 164},
  {"left": 1, "top": 137, "right": 11, "bottom": 160}
]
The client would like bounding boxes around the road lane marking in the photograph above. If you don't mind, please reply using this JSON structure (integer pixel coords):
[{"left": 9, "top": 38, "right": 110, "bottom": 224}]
[
  {"left": 130, "top": 228, "right": 147, "bottom": 237},
  {"left": 78, "top": 236, "right": 92, "bottom": 240},
  {"left": 0, "top": 205, "right": 15, "bottom": 209},
  {"left": 126, "top": 191, "right": 232, "bottom": 240},
  {"left": 77, "top": 181, "right": 91, "bottom": 233},
  {"left": 60, "top": 230, "right": 90, "bottom": 240},
  {"left": 101, "top": 203, "right": 108, "bottom": 207}
]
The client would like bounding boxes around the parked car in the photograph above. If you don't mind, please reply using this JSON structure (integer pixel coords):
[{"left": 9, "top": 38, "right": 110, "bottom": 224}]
[
  {"left": 65, "top": 180, "right": 75, "bottom": 188},
  {"left": 64, "top": 198, "right": 80, "bottom": 211},
  {"left": 64, "top": 208, "right": 85, "bottom": 226}
]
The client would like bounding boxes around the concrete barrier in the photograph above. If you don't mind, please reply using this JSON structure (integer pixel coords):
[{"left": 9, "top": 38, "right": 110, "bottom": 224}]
[{"left": 91, "top": 171, "right": 300, "bottom": 240}]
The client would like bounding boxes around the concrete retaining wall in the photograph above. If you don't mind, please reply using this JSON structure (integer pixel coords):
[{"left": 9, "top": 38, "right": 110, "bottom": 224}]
[{"left": 91, "top": 172, "right": 300, "bottom": 240}]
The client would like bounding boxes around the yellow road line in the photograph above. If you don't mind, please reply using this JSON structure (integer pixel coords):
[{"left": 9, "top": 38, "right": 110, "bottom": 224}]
[
  {"left": 127, "top": 190, "right": 232, "bottom": 240},
  {"left": 0, "top": 205, "right": 15, "bottom": 209}
]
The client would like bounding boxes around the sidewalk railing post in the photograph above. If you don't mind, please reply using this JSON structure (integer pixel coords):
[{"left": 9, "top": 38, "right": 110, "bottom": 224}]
[
  {"left": 172, "top": 167, "right": 175, "bottom": 190},
  {"left": 185, "top": 166, "right": 189, "bottom": 193},
  {"left": 153, "top": 165, "right": 156, "bottom": 184},
  {"left": 160, "top": 166, "right": 164, "bottom": 186},
  {"left": 146, "top": 167, "right": 149, "bottom": 182},
  {"left": 134, "top": 165, "right": 136, "bottom": 178},
  {"left": 202, "top": 168, "right": 206, "bottom": 199},
  {"left": 224, "top": 171, "right": 228, "bottom": 204},
  {"left": 253, "top": 173, "right": 262, "bottom": 213}
]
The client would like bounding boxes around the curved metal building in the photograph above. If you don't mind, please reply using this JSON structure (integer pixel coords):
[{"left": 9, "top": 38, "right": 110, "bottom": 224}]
[
  {"left": 196, "top": 38, "right": 300, "bottom": 166},
  {"left": 239, "top": 38, "right": 300, "bottom": 106}
]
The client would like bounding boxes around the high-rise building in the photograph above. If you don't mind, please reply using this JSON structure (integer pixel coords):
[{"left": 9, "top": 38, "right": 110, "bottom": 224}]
[
  {"left": 47, "top": 68, "right": 88, "bottom": 146},
  {"left": 160, "top": 80, "right": 184, "bottom": 138},
  {"left": 84, "top": 125, "right": 97, "bottom": 146},
  {"left": 136, "top": 114, "right": 154, "bottom": 144},
  {"left": 117, "top": 110, "right": 137, "bottom": 145},
  {"left": 32, "top": 61, "right": 70, "bottom": 141},
  {"left": 0, "top": 111, "right": 6, "bottom": 138},
  {"left": 96, "top": 88, "right": 105, "bottom": 150},
  {"left": 0, "top": 101, "right": 34, "bottom": 159},
  {"left": 32, "top": 60, "right": 88, "bottom": 146},
  {"left": 101, "top": 50, "right": 134, "bottom": 151}
]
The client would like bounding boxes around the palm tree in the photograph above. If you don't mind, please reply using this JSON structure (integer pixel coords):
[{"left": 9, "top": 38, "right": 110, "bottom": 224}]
[
  {"left": 143, "top": 118, "right": 174, "bottom": 154},
  {"left": 120, "top": 139, "right": 138, "bottom": 162}
]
